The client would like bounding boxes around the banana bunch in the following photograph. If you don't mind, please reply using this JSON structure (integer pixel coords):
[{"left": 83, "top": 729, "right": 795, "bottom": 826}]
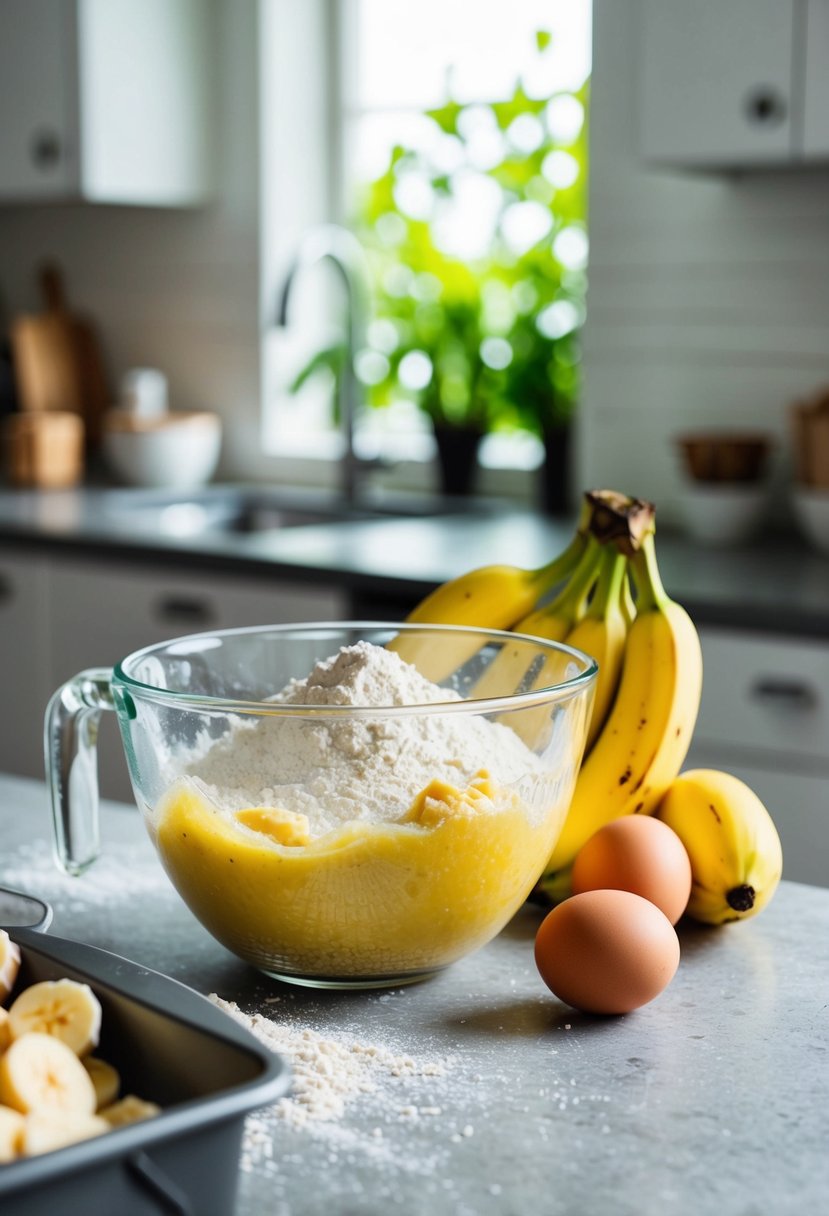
[
  {"left": 535, "top": 498, "right": 703, "bottom": 903},
  {"left": 656, "top": 769, "right": 783, "bottom": 924},
  {"left": 402, "top": 488, "right": 705, "bottom": 906},
  {"left": 402, "top": 487, "right": 785, "bottom": 929}
]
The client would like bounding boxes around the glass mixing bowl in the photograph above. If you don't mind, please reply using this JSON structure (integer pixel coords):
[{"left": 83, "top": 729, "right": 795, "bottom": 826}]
[{"left": 46, "top": 623, "right": 597, "bottom": 988}]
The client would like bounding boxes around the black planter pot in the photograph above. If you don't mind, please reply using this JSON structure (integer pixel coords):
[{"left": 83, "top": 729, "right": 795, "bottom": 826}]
[
  {"left": 539, "top": 424, "right": 572, "bottom": 517},
  {"left": 432, "top": 425, "right": 484, "bottom": 497}
]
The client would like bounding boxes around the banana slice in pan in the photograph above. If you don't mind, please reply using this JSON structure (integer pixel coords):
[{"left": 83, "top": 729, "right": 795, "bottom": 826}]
[
  {"left": 0, "top": 1106, "right": 25, "bottom": 1162},
  {"left": 83, "top": 1056, "right": 121, "bottom": 1111},
  {"left": 0, "top": 932, "right": 21, "bottom": 1005},
  {"left": 99, "top": 1094, "right": 162, "bottom": 1127},
  {"left": 0, "top": 1033, "right": 97, "bottom": 1115},
  {"left": 7, "top": 979, "right": 102, "bottom": 1057},
  {"left": 21, "top": 1110, "right": 108, "bottom": 1157}
]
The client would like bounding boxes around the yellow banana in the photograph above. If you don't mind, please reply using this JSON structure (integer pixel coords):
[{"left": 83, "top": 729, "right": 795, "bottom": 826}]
[
  {"left": 390, "top": 509, "right": 590, "bottom": 682},
  {"left": 562, "top": 545, "right": 629, "bottom": 754},
  {"left": 405, "top": 536, "right": 586, "bottom": 630},
  {"left": 655, "top": 769, "right": 783, "bottom": 924},
  {"left": 536, "top": 529, "right": 703, "bottom": 903},
  {"left": 468, "top": 536, "right": 604, "bottom": 706},
  {"left": 620, "top": 566, "right": 637, "bottom": 628},
  {"left": 510, "top": 530, "right": 604, "bottom": 644},
  {"left": 431, "top": 538, "right": 603, "bottom": 755}
]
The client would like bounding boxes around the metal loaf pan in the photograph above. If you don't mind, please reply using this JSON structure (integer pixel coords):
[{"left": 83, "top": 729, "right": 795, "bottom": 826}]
[{"left": 0, "top": 917, "right": 290, "bottom": 1216}]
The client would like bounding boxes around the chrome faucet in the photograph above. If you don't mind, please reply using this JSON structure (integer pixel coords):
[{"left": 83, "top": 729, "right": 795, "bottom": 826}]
[{"left": 275, "top": 224, "right": 373, "bottom": 506}]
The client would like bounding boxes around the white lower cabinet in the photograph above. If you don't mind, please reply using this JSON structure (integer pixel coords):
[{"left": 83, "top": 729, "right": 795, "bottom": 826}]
[
  {"left": 0, "top": 552, "right": 52, "bottom": 780},
  {"left": 687, "top": 628, "right": 829, "bottom": 889},
  {"left": 3, "top": 549, "right": 347, "bottom": 802},
  {"left": 48, "top": 557, "right": 347, "bottom": 675}
]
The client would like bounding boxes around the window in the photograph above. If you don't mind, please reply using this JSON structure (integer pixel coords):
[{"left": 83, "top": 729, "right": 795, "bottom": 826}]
[{"left": 262, "top": 0, "right": 591, "bottom": 493}]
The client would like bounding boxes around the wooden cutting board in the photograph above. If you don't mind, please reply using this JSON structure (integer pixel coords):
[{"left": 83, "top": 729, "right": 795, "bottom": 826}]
[{"left": 9, "top": 264, "right": 110, "bottom": 446}]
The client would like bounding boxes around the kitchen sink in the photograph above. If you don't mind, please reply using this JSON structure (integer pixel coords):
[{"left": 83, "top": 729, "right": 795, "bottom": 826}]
[
  {"left": 99, "top": 485, "right": 483, "bottom": 540},
  {"left": 104, "top": 497, "right": 364, "bottom": 538}
]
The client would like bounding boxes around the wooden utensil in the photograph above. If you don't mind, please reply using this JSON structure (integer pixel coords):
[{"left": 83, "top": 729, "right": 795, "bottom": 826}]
[
  {"left": 790, "top": 390, "right": 829, "bottom": 488},
  {"left": 9, "top": 264, "right": 109, "bottom": 446},
  {"left": 3, "top": 411, "right": 85, "bottom": 488}
]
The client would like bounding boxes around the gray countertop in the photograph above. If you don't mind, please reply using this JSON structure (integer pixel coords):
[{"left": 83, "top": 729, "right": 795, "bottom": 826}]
[
  {"left": 0, "top": 484, "right": 827, "bottom": 636},
  {"left": 0, "top": 773, "right": 827, "bottom": 1216}
]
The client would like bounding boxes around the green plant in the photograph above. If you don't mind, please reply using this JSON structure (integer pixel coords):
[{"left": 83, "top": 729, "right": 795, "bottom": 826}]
[
  {"left": 295, "top": 32, "right": 589, "bottom": 440},
  {"left": 361, "top": 32, "right": 588, "bottom": 438}
]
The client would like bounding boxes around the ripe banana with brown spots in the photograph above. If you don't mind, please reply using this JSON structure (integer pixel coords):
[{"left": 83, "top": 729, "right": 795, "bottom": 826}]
[{"left": 537, "top": 529, "right": 703, "bottom": 904}]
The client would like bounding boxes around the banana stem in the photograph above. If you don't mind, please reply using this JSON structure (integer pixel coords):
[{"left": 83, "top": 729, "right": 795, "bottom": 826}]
[
  {"left": 529, "top": 492, "right": 600, "bottom": 599},
  {"left": 585, "top": 546, "right": 628, "bottom": 622},
  {"left": 585, "top": 489, "right": 655, "bottom": 555},
  {"left": 629, "top": 532, "right": 669, "bottom": 613},
  {"left": 620, "top": 566, "right": 637, "bottom": 626},
  {"left": 529, "top": 528, "right": 588, "bottom": 599},
  {"left": 544, "top": 535, "right": 605, "bottom": 627}
]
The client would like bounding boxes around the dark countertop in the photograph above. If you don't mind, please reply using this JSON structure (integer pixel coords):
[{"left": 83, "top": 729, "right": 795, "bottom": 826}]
[
  {"left": 0, "top": 484, "right": 827, "bottom": 636},
  {"left": 1, "top": 773, "right": 827, "bottom": 1216}
]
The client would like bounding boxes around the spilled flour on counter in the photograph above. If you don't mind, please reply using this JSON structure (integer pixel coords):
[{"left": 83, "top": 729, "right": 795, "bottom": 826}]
[
  {"left": 2, "top": 840, "right": 171, "bottom": 913},
  {"left": 207, "top": 989, "right": 617, "bottom": 1198},
  {"left": 210, "top": 995, "right": 458, "bottom": 1177},
  {"left": 211, "top": 995, "right": 450, "bottom": 1127}
]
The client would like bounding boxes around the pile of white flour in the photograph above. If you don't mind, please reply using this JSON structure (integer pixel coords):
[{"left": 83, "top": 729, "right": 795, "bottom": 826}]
[
  {"left": 182, "top": 641, "right": 538, "bottom": 835},
  {"left": 211, "top": 995, "right": 450, "bottom": 1130}
]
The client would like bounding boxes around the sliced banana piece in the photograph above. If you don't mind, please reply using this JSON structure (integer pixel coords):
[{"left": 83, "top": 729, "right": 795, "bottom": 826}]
[
  {"left": 235, "top": 806, "right": 311, "bottom": 847},
  {"left": 0, "top": 1104, "right": 25, "bottom": 1162},
  {"left": 0, "top": 1007, "right": 10, "bottom": 1053},
  {"left": 83, "top": 1056, "right": 121, "bottom": 1111},
  {"left": 0, "top": 1033, "right": 97, "bottom": 1115},
  {"left": 0, "top": 931, "right": 21, "bottom": 1005},
  {"left": 99, "top": 1094, "right": 161, "bottom": 1127},
  {"left": 21, "top": 1110, "right": 108, "bottom": 1157},
  {"left": 7, "top": 979, "right": 101, "bottom": 1057}
]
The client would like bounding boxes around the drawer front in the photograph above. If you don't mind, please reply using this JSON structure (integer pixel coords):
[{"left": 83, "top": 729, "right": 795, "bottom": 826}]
[
  {"left": 49, "top": 559, "right": 348, "bottom": 676},
  {"left": 49, "top": 559, "right": 348, "bottom": 802},
  {"left": 0, "top": 552, "right": 51, "bottom": 779},
  {"left": 696, "top": 628, "right": 829, "bottom": 765},
  {"left": 684, "top": 739, "right": 828, "bottom": 889}
]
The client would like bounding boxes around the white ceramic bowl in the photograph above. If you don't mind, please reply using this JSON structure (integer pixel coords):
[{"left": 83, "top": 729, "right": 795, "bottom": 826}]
[
  {"left": 792, "top": 486, "right": 829, "bottom": 555},
  {"left": 103, "top": 411, "right": 222, "bottom": 490},
  {"left": 675, "top": 482, "right": 769, "bottom": 546}
]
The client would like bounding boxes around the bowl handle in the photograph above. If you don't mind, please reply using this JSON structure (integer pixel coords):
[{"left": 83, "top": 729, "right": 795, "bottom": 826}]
[{"left": 44, "top": 668, "right": 114, "bottom": 877}]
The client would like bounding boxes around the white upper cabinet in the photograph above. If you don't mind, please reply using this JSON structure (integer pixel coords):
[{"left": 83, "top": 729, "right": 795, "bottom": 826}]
[
  {"left": 639, "top": 0, "right": 829, "bottom": 169},
  {"left": 803, "top": 0, "right": 829, "bottom": 156},
  {"left": 0, "top": 0, "right": 213, "bottom": 205}
]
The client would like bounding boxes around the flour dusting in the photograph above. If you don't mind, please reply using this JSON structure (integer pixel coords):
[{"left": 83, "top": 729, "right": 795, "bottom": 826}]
[
  {"left": 211, "top": 994, "right": 461, "bottom": 1179},
  {"left": 2, "top": 840, "right": 169, "bottom": 912},
  {"left": 212, "top": 994, "right": 450, "bottom": 1128}
]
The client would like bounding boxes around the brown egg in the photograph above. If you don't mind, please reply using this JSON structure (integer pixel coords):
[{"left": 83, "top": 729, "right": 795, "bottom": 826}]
[
  {"left": 535, "top": 889, "right": 680, "bottom": 1015},
  {"left": 571, "top": 815, "right": 692, "bottom": 925}
]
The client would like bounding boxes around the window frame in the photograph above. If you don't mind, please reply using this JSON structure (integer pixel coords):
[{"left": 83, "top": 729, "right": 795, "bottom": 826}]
[{"left": 258, "top": 0, "right": 552, "bottom": 503}]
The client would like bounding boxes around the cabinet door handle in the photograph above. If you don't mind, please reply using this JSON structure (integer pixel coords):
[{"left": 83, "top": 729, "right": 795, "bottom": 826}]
[
  {"left": 154, "top": 596, "right": 214, "bottom": 628},
  {"left": 0, "top": 574, "right": 14, "bottom": 604},
  {"left": 30, "top": 128, "right": 62, "bottom": 170},
  {"left": 750, "top": 678, "right": 817, "bottom": 710},
  {"left": 743, "top": 86, "right": 787, "bottom": 128}
]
